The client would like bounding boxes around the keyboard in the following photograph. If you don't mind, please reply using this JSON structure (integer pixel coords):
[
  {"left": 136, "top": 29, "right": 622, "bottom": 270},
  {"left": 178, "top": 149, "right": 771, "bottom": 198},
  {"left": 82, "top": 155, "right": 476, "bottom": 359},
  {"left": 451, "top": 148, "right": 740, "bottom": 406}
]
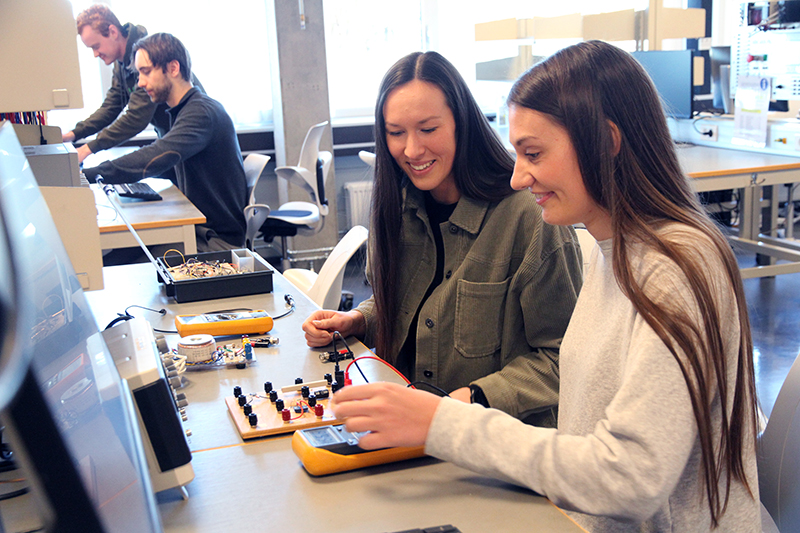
[
  {"left": 113, "top": 182, "right": 162, "bottom": 201},
  {"left": 385, "top": 526, "right": 461, "bottom": 533}
]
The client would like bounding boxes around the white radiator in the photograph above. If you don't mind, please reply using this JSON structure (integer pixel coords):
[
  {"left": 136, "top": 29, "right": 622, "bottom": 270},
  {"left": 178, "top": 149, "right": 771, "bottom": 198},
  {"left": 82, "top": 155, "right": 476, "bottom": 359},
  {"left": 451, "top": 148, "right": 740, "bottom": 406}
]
[{"left": 344, "top": 180, "right": 373, "bottom": 229}]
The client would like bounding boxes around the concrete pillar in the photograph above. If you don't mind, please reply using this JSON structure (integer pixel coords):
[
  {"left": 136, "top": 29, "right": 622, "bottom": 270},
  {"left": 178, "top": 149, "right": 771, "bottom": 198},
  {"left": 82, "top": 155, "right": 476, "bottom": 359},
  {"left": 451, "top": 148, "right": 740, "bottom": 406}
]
[{"left": 266, "top": 0, "right": 337, "bottom": 263}]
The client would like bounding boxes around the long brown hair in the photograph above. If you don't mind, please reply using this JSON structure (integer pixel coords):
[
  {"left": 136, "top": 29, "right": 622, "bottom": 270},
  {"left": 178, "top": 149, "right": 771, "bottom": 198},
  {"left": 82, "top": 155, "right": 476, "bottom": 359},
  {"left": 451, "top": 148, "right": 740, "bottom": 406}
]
[
  {"left": 508, "top": 40, "right": 757, "bottom": 526},
  {"left": 370, "top": 51, "right": 514, "bottom": 361}
]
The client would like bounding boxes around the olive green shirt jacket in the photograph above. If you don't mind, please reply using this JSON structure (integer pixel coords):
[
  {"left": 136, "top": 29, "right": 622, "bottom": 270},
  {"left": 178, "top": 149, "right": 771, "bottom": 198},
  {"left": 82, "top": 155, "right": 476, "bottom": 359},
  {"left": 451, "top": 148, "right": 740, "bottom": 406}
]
[{"left": 355, "top": 187, "right": 583, "bottom": 421}]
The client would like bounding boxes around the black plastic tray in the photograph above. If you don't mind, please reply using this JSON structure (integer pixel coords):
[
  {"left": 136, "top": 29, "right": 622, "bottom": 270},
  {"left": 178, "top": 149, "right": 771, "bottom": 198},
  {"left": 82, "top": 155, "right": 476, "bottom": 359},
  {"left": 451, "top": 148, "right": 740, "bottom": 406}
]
[{"left": 156, "top": 249, "right": 274, "bottom": 303}]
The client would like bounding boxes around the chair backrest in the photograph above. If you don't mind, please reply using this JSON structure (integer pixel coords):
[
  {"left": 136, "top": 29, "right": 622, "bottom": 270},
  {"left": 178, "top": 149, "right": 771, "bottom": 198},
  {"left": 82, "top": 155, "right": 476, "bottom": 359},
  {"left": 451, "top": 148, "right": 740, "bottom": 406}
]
[
  {"left": 297, "top": 121, "right": 328, "bottom": 171},
  {"left": 573, "top": 227, "right": 595, "bottom": 272},
  {"left": 242, "top": 153, "right": 271, "bottom": 250},
  {"left": 307, "top": 225, "right": 368, "bottom": 310},
  {"left": 358, "top": 150, "right": 376, "bottom": 168},
  {"left": 273, "top": 122, "right": 332, "bottom": 218},
  {"left": 243, "top": 153, "right": 270, "bottom": 206},
  {"left": 759, "top": 351, "right": 800, "bottom": 532}
]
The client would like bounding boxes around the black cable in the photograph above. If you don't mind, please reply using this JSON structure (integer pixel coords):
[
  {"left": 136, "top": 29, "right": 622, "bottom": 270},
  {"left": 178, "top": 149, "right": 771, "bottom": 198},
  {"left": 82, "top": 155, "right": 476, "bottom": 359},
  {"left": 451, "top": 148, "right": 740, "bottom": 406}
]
[
  {"left": 0, "top": 486, "right": 29, "bottom": 502},
  {"left": 104, "top": 314, "right": 134, "bottom": 330},
  {"left": 407, "top": 381, "right": 450, "bottom": 397},
  {"left": 272, "top": 294, "right": 295, "bottom": 320},
  {"left": 691, "top": 116, "right": 718, "bottom": 138},
  {"left": 124, "top": 305, "right": 166, "bottom": 316},
  {"left": 333, "top": 331, "right": 367, "bottom": 383}
]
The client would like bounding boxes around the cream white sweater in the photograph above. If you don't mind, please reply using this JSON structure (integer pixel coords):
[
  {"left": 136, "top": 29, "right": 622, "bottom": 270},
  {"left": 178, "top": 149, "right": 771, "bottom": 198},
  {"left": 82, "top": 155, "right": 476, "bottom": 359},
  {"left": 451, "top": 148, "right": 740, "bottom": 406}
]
[{"left": 426, "top": 224, "right": 760, "bottom": 532}]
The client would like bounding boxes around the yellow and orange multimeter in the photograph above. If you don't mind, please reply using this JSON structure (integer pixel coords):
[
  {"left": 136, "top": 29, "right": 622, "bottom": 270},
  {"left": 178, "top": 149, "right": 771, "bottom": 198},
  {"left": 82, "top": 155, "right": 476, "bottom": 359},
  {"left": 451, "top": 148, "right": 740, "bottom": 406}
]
[
  {"left": 174, "top": 310, "right": 273, "bottom": 337},
  {"left": 291, "top": 424, "right": 426, "bottom": 476}
]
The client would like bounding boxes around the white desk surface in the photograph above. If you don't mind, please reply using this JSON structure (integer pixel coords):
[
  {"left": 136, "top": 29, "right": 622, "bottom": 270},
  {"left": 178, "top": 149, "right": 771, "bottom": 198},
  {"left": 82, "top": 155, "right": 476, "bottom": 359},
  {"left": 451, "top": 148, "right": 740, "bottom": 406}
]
[
  {"left": 677, "top": 145, "right": 800, "bottom": 192},
  {"left": 81, "top": 262, "right": 585, "bottom": 533}
]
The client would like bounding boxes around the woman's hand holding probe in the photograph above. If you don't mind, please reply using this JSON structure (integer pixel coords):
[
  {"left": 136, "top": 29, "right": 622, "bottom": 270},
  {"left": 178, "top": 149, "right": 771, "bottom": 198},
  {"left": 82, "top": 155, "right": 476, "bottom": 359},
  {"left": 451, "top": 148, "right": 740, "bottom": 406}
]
[
  {"left": 301, "top": 309, "right": 366, "bottom": 347},
  {"left": 330, "top": 382, "right": 442, "bottom": 450}
]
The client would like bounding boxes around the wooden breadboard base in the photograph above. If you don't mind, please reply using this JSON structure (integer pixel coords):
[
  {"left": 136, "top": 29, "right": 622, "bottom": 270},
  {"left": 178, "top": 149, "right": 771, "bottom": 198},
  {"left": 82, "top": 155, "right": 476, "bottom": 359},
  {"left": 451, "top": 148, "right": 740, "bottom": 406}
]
[{"left": 226, "top": 382, "right": 339, "bottom": 439}]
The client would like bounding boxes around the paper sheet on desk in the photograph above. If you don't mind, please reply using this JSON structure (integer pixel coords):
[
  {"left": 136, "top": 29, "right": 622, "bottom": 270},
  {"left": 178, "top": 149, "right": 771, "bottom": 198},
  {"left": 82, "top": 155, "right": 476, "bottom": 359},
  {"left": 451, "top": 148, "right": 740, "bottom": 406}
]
[{"left": 732, "top": 75, "right": 770, "bottom": 148}]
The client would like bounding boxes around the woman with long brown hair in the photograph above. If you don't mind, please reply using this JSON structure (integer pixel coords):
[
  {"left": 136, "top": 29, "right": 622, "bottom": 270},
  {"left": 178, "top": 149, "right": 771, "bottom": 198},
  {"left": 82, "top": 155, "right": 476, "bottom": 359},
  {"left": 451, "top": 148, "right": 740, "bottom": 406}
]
[{"left": 331, "top": 41, "right": 760, "bottom": 531}]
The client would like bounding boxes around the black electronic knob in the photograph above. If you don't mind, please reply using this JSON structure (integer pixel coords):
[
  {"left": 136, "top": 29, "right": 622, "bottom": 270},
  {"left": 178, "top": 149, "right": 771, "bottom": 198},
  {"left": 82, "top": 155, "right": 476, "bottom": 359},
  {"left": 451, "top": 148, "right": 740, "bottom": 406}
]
[
  {"left": 233, "top": 385, "right": 242, "bottom": 397},
  {"left": 243, "top": 404, "right": 252, "bottom": 416},
  {"left": 307, "top": 394, "right": 317, "bottom": 407},
  {"left": 295, "top": 377, "right": 303, "bottom": 384},
  {"left": 301, "top": 385, "right": 310, "bottom": 398},
  {"left": 237, "top": 394, "right": 247, "bottom": 407},
  {"left": 264, "top": 381, "right": 273, "bottom": 393},
  {"left": 269, "top": 390, "right": 278, "bottom": 402},
  {"left": 324, "top": 373, "right": 332, "bottom": 384},
  {"left": 248, "top": 413, "right": 258, "bottom": 427},
  {"left": 331, "top": 380, "right": 341, "bottom": 393},
  {"left": 275, "top": 398, "right": 285, "bottom": 411}
]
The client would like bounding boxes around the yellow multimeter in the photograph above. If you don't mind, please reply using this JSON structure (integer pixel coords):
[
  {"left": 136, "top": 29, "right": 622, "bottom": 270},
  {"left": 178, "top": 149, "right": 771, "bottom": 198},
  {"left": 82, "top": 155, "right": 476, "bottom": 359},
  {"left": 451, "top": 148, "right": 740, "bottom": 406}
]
[
  {"left": 174, "top": 310, "right": 273, "bottom": 337},
  {"left": 291, "top": 424, "right": 426, "bottom": 476}
]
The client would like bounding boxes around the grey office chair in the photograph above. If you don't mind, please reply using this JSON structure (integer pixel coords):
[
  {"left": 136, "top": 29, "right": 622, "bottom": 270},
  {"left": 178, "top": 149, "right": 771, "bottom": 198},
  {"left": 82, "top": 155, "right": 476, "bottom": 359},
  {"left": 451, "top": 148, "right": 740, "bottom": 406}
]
[
  {"left": 759, "top": 352, "right": 800, "bottom": 532},
  {"left": 260, "top": 121, "right": 332, "bottom": 269},
  {"left": 242, "top": 153, "right": 271, "bottom": 251},
  {"left": 282, "top": 225, "right": 368, "bottom": 310}
]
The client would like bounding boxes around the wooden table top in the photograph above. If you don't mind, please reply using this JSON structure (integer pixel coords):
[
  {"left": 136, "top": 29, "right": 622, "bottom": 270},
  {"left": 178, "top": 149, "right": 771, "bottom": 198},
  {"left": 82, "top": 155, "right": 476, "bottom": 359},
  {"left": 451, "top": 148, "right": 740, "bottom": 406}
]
[{"left": 94, "top": 177, "right": 206, "bottom": 233}]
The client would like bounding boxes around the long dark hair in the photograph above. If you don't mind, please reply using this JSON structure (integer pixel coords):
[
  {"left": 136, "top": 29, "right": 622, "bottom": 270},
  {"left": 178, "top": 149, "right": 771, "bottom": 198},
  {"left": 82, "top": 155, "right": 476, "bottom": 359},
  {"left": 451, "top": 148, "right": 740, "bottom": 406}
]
[
  {"left": 508, "top": 41, "right": 757, "bottom": 526},
  {"left": 370, "top": 51, "right": 514, "bottom": 361}
]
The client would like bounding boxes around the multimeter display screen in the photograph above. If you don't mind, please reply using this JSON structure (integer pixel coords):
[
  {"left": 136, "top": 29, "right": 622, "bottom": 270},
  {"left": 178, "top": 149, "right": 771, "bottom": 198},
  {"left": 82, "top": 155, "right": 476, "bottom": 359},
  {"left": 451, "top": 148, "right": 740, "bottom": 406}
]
[{"left": 305, "top": 427, "right": 342, "bottom": 447}]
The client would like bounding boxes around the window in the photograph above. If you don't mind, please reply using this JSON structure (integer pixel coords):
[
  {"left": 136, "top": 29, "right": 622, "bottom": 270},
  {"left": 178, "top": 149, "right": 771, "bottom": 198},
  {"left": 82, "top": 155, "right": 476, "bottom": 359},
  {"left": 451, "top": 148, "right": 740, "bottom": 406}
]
[
  {"left": 48, "top": 0, "right": 273, "bottom": 135},
  {"left": 50, "top": 0, "right": 665, "bottom": 137},
  {"left": 323, "top": 0, "right": 650, "bottom": 122}
]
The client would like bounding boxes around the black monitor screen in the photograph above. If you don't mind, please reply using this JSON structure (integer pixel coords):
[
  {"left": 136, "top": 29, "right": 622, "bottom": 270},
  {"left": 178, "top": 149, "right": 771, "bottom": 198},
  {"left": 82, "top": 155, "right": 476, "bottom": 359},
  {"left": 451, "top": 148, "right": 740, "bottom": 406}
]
[
  {"left": 0, "top": 121, "right": 162, "bottom": 532},
  {"left": 632, "top": 50, "right": 694, "bottom": 119}
]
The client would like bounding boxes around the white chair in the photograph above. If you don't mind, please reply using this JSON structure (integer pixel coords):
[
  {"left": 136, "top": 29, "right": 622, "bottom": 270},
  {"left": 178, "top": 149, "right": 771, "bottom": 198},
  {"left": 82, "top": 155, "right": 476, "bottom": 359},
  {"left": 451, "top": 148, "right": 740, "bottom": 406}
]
[
  {"left": 282, "top": 225, "right": 368, "bottom": 310},
  {"left": 573, "top": 226, "right": 595, "bottom": 272},
  {"left": 358, "top": 150, "right": 376, "bottom": 168},
  {"left": 759, "top": 352, "right": 800, "bottom": 532},
  {"left": 260, "top": 121, "right": 332, "bottom": 269},
  {"left": 242, "top": 153, "right": 271, "bottom": 251}
]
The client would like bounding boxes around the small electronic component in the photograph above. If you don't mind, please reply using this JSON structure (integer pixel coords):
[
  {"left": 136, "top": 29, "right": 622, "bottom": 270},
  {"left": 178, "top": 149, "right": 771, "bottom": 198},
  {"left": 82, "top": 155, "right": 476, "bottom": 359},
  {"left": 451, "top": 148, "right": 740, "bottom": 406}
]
[
  {"left": 319, "top": 347, "right": 354, "bottom": 363},
  {"left": 292, "top": 425, "right": 426, "bottom": 476},
  {"left": 251, "top": 335, "right": 279, "bottom": 347},
  {"left": 175, "top": 310, "right": 273, "bottom": 336},
  {"left": 176, "top": 334, "right": 216, "bottom": 363}
]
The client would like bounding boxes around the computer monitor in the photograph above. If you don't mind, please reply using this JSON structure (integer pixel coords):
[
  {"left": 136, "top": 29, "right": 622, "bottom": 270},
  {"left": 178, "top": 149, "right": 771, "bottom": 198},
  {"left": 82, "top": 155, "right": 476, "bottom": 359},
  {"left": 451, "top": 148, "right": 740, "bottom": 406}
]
[
  {"left": 632, "top": 50, "right": 694, "bottom": 119},
  {"left": 0, "top": 120, "right": 162, "bottom": 532},
  {"left": 710, "top": 46, "right": 732, "bottom": 112}
]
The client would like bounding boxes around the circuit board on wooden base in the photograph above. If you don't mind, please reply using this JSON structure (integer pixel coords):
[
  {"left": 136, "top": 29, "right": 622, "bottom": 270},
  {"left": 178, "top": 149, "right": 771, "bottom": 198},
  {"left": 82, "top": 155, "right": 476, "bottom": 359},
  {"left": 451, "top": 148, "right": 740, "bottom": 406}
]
[{"left": 225, "top": 378, "right": 340, "bottom": 439}]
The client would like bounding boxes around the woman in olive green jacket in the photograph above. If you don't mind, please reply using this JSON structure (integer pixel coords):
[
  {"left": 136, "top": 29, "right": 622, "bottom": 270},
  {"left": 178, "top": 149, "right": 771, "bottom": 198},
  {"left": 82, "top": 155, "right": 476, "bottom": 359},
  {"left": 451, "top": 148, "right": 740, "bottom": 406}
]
[{"left": 302, "top": 51, "right": 582, "bottom": 424}]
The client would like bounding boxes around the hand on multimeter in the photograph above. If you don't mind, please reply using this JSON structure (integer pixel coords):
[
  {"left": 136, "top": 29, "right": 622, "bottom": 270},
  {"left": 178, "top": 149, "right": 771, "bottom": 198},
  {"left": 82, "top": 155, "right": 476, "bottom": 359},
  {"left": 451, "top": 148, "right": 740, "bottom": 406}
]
[
  {"left": 174, "top": 310, "right": 273, "bottom": 336},
  {"left": 291, "top": 425, "right": 426, "bottom": 476}
]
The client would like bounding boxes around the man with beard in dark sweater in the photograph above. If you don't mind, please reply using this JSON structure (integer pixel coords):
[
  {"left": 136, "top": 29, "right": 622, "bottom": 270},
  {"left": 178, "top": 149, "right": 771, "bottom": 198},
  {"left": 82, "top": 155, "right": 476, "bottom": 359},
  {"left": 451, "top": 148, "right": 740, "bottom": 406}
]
[
  {"left": 82, "top": 33, "right": 246, "bottom": 252},
  {"left": 64, "top": 4, "right": 203, "bottom": 170}
]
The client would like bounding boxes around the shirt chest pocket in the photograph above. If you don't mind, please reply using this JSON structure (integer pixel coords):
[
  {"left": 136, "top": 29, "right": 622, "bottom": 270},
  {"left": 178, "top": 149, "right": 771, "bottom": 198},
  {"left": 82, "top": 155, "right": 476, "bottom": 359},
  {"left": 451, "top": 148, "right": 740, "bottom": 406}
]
[{"left": 454, "top": 278, "right": 509, "bottom": 358}]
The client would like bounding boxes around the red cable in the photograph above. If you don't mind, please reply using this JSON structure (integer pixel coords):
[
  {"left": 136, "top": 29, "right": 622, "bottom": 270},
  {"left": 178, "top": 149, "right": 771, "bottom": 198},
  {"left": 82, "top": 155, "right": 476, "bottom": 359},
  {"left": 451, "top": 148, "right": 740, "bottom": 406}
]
[
  {"left": 290, "top": 400, "right": 310, "bottom": 420},
  {"left": 345, "top": 356, "right": 413, "bottom": 387}
]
